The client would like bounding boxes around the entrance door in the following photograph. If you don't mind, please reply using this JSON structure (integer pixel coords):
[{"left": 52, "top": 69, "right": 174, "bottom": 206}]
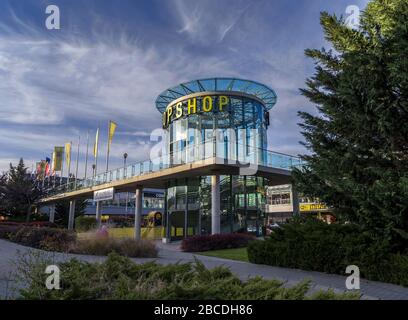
[{"left": 169, "top": 211, "right": 185, "bottom": 241}]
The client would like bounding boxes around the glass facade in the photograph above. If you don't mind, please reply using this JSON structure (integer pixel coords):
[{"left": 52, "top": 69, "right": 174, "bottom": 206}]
[
  {"left": 159, "top": 79, "right": 274, "bottom": 240},
  {"left": 163, "top": 95, "right": 268, "bottom": 166},
  {"left": 165, "top": 176, "right": 266, "bottom": 240}
]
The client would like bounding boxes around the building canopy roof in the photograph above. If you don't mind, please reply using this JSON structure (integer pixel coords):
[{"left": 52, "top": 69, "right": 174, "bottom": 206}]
[{"left": 155, "top": 77, "right": 277, "bottom": 113}]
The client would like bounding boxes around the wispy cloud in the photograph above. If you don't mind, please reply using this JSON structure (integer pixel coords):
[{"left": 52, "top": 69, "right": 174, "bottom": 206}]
[{"left": 0, "top": 0, "right": 371, "bottom": 172}]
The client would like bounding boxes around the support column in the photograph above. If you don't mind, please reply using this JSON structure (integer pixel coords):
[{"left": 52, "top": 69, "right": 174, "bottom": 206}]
[
  {"left": 211, "top": 175, "right": 221, "bottom": 234},
  {"left": 95, "top": 201, "right": 102, "bottom": 227},
  {"left": 68, "top": 200, "right": 76, "bottom": 230},
  {"left": 291, "top": 185, "right": 300, "bottom": 216},
  {"left": 49, "top": 204, "right": 55, "bottom": 223},
  {"left": 134, "top": 187, "right": 143, "bottom": 240}
]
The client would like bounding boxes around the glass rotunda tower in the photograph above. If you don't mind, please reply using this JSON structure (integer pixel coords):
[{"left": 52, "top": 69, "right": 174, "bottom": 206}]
[{"left": 155, "top": 78, "right": 278, "bottom": 240}]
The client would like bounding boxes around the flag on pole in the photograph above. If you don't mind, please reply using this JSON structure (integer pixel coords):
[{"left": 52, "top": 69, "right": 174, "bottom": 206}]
[
  {"left": 93, "top": 128, "right": 99, "bottom": 158},
  {"left": 107, "top": 120, "right": 117, "bottom": 153},
  {"left": 36, "top": 160, "right": 46, "bottom": 180},
  {"left": 53, "top": 146, "right": 64, "bottom": 171},
  {"left": 51, "top": 151, "right": 56, "bottom": 175},
  {"left": 105, "top": 120, "right": 117, "bottom": 172},
  {"left": 65, "top": 142, "right": 72, "bottom": 170},
  {"left": 45, "top": 157, "right": 51, "bottom": 176}
]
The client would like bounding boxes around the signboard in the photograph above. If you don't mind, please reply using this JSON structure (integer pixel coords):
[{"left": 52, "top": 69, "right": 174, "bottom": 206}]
[
  {"left": 144, "top": 192, "right": 164, "bottom": 199},
  {"left": 94, "top": 187, "right": 114, "bottom": 202},
  {"left": 163, "top": 95, "right": 229, "bottom": 128},
  {"left": 300, "top": 203, "right": 328, "bottom": 212}
]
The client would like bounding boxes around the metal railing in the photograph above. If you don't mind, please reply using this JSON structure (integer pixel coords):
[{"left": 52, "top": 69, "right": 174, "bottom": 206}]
[{"left": 44, "top": 139, "right": 303, "bottom": 197}]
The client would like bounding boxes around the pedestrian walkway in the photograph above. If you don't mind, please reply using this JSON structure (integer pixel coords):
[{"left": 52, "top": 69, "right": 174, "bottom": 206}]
[{"left": 1, "top": 239, "right": 408, "bottom": 300}]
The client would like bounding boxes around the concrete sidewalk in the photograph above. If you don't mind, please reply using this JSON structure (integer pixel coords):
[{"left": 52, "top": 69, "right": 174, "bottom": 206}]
[{"left": 1, "top": 239, "right": 408, "bottom": 300}]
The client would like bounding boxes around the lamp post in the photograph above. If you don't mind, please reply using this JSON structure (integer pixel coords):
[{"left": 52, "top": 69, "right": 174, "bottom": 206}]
[
  {"left": 123, "top": 152, "right": 128, "bottom": 167},
  {"left": 123, "top": 152, "right": 129, "bottom": 214},
  {"left": 92, "top": 164, "right": 96, "bottom": 185}
]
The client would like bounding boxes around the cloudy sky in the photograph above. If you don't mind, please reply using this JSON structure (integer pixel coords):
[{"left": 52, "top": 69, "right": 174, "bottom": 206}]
[{"left": 0, "top": 0, "right": 369, "bottom": 175}]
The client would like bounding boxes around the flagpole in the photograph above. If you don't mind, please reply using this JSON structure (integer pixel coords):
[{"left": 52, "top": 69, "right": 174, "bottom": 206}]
[
  {"left": 94, "top": 125, "right": 100, "bottom": 177},
  {"left": 60, "top": 150, "right": 64, "bottom": 187},
  {"left": 105, "top": 120, "right": 110, "bottom": 173},
  {"left": 67, "top": 142, "right": 72, "bottom": 185},
  {"left": 41, "top": 160, "right": 45, "bottom": 190},
  {"left": 84, "top": 130, "right": 89, "bottom": 180},
  {"left": 74, "top": 136, "right": 80, "bottom": 189},
  {"left": 53, "top": 152, "right": 56, "bottom": 189}
]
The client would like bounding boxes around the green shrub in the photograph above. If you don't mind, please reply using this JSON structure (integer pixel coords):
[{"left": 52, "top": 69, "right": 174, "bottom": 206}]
[
  {"left": 10, "top": 226, "right": 76, "bottom": 252},
  {"left": 248, "top": 217, "right": 408, "bottom": 287},
  {"left": 75, "top": 216, "right": 97, "bottom": 232},
  {"left": 73, "top": 238, "right": 158, "bottom": 258},
  {"left": 0, "top": 221, "right": 58, "bottom": 240},
  {"left": 181, "top": 233, "right": 255, "bottom": 252},
  {"left": 17, "top": 252, "right": 360, "bottom": 300},
  {"left": 0, "top": 224, "right": 22, "bottom": 239}
]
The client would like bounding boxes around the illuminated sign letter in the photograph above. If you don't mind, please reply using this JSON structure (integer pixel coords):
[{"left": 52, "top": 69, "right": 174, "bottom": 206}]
[
  {"left": 219, "top": 96, "right": 229, "bottom": 111},
  {"left": 202, "top": 96, "right": 213, "bottom": 112},
  {"left": 187, "top": 98, "right": 197, "bottom": 114},
  {"left": 175, "top": 102, "right": 183, "bottom": 119},
  {"left": 163, "top": 112, "right": 167, "bottom": 128},
  {"left": 166, "top": 106, "right": 173, "bottom": 124}
]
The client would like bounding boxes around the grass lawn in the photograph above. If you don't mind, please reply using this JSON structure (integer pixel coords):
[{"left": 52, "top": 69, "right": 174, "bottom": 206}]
[{"left": 197, "top": 247, "right": 249, "bottom": 262}]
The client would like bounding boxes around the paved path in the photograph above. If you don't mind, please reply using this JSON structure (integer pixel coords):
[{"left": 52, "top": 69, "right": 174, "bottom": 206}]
[{"left": 1, "top": 239, "right": 408, "bottom": 300}]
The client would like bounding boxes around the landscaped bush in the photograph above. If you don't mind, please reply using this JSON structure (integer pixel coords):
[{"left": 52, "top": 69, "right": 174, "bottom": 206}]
[
  {"left": 0, "top": 221, "right": 57, "bottom": 240},
  {"left": 181, "top": 233, "right": 255, "bottom": 252},
  {"left": 75, "top": 216, "right": 97, "bottom": 232},
  {"left": 17, "top": 252, "right": 360, "bottom": 300},
  {"left": 10, "top": 226, "right": 76, "bottom": 252},
  {"left": 73, "top": 238, "right": 158, "bottom": 258},
  {"left": 0, "top": 224, "right": 22, "bottom": 239},
  {"left": 247, "top": 217, "right": 408, "bottom": 287}
]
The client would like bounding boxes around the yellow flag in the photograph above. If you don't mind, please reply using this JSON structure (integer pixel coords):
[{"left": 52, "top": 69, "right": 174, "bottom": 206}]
[
  {"left": 52, "top": 151, "right": 56, "bottom": 173},
  {"left": 108, "top": 121, "right": 117, "bottom": 152},
  {"left": 65, "top": 142, "right": 71, "bottom": 169},
  {"left": 93, "top": 128, "right": 99, "bottom": 158},
  {"left": 53, "top": 146, "right": 64, "bottom": 171}
]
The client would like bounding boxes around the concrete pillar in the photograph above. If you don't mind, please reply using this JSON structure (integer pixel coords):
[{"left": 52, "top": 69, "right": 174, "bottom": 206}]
[
  {"left": 211, "top": 175, "right": 221, "bottom": 234},
  {"left": 68, "top": 200, "right": 76, "bottom": 230},
  {"left": 95, "top": 201, "right": 102, "bottom": 227},
  {"left": 134, "top": 187, "right": 143, "bottom": 240},
  {"left": 49, "top": 204, "right": 55, "bottom": 223}
]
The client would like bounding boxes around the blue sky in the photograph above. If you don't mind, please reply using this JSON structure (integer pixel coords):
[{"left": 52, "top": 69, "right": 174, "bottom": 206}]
[{"left": 0, "top": 0, "right": 369, "bottom": 174}]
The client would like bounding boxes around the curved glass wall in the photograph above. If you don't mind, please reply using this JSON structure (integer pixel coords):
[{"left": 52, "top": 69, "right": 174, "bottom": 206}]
[{"left": 164, "top": 95, "right": 268, "bottom": 166}]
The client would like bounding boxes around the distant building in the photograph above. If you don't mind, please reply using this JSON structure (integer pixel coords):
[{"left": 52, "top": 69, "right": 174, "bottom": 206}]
[
  {"left": 265, "top": 184, "right": 334, "bottom": 224},
  {"left": 85, "top": 188, "right": 164, "bottom": 217}
]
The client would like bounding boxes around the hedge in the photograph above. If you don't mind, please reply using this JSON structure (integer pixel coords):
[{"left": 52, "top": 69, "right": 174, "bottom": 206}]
[
  {"left": 18, "top": 252, "right": 360, "bottom": 300},
  {"left": 0, "top": 221, "right": 57, "bottom": 240},
  {"left": 10, "top": 226, "right": 76, "bottom": 252},
  {"left": 181, "top": 233, "right": 255, "bottom": 252},
  {"left": 247, "top": 218, "right": 408, "bottom": 287}
]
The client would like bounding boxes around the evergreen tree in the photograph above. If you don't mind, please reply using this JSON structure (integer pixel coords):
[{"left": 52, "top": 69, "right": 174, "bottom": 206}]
[
  {"left": 54, "top": 199, "right": 87, "bottom": 228},
  {"left": 0, "top": 158, "right": 43, "bottom": 221},
  {"left": 292, "top": 0, "right": 408, "bottom": 249}
]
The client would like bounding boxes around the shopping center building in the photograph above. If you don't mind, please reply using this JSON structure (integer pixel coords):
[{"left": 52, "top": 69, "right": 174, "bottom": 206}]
[{"left": 40, "top": 78, "right": 303, "bottom": 241}]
